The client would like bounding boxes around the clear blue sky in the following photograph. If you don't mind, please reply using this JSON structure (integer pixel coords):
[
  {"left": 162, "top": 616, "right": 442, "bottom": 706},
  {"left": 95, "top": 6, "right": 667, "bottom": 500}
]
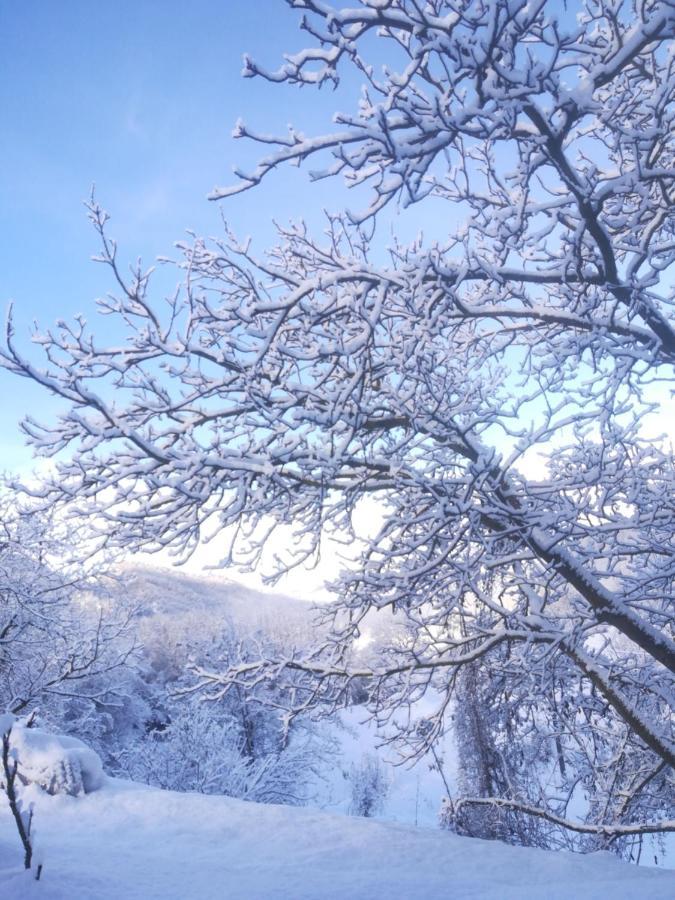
[{"left": 0, "top": 0, "right": 370, "bottom": 473}]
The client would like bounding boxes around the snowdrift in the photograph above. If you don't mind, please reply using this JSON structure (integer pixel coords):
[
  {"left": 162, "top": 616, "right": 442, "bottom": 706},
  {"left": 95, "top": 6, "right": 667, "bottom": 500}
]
[{"left": 1, "top": 777, "right": 673, "bottom": 899}]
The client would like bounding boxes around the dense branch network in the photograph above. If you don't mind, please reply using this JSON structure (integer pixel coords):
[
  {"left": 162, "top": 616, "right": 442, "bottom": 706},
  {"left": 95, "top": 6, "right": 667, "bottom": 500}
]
[{"left": 2, "top": 0, "right": 674, "bottom": 846}]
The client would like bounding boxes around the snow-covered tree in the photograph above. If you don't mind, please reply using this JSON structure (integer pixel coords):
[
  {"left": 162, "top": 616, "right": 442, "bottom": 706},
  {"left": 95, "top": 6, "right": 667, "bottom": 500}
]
[
  {"left": 114, "top": 617, "right": 335, "bottom": 806},
  {"left": 119, "top": 690, "right": 332, "bottom": 805},
  {"left": 348, "top": 753, "right": 390, "bottom": 818},
  {"left": 0, "top": 485, "right": 136, "bottom": 740},
  {"left": 2, "top": 0, "right": 674, "bottom": 846}
]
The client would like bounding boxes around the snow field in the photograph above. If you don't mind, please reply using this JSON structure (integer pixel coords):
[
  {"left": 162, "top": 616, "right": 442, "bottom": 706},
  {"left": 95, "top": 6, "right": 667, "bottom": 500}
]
[{"left": 2, "top": 777, "right": 674, "bottom": 900}]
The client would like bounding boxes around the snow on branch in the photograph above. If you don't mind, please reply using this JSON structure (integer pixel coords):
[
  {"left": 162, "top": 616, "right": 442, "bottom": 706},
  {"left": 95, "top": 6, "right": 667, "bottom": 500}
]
[
  {"left": 454, "top": 796, "right": 675, "bottom": 840},
  {"left": 2, "top": 0, "right": 674, "bottom": 850}
]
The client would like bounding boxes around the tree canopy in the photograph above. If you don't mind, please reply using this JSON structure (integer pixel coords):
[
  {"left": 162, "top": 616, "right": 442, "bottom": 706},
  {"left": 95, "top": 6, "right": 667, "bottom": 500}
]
[{"left": 2, "top": 0, "right": 674, "bottom": 852}]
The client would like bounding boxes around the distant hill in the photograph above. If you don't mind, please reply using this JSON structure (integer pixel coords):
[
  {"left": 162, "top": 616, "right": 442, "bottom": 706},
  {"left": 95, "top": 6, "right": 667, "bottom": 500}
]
[
  {"left": 116, "top": 561, "right": 315, "bottom": 630},
  {"left": 114, "top": 560, "right": 402, "bottom": 649}
]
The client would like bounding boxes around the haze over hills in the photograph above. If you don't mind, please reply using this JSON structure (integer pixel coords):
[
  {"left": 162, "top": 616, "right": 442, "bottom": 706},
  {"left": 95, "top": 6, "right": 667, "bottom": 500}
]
[
  {"left": 119, "top": 560, "right": 313, "bottom": 625},
  {"left": 116, "top": 559, "right": 403, "bottom": 652}
]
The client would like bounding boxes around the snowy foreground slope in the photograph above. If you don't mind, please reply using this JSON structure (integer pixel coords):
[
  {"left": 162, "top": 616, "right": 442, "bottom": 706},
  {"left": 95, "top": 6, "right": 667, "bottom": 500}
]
[{"left": 2, "top": 779, "right": 674, "bottom": 900}]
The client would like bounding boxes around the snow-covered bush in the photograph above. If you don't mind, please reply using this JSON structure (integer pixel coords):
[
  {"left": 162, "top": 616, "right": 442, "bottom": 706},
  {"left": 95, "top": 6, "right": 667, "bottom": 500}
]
[
  {"left": 119, "top": 696, "right": 327, "bottom": 805},
  {"left": 112, "top": 619, "right": 336, "bottom": 806},
  {"left": 0, "top": 714, "right": 104, "bottom": 797},
  {"left": 1, "top": 715, "right": 103, "bottom": 882}
]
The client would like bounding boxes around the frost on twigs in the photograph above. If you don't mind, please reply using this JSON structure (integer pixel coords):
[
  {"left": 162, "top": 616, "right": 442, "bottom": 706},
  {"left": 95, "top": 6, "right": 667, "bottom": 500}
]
[{"left": 1, "top": 719, "right": 40, "bottom": 879}]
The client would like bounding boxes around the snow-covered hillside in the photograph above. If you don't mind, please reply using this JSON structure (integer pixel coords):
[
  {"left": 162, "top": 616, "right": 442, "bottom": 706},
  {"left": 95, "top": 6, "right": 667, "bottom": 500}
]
[
  {"left": 119, "top": 561, "right": 312, "bottom": 626},
  {"left": 113, "top": 562, "right": 452, "bottom": 827},
  {"left": 119, "top": 560, "right": 401, "bottom": 646},
  {"left": 2, "top": 777, "right": 674, "bottom": 900}
]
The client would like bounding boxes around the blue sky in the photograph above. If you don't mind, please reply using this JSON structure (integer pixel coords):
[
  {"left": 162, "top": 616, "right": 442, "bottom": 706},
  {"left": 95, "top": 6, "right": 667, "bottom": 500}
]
[
  {"left": 3, "top": 1, "right": 671, "bottom": 588},
  {"left": 0, "top": 0, "right": 369, "bottom": 473},
  {"left": 0, "top": 0, "right": 450, "bottom": 593}
]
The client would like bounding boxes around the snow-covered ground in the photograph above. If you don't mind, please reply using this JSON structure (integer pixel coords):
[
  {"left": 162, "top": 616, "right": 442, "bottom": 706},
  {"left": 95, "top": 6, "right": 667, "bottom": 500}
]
[{"left": 1, "top": 778, "right": 674, "bottom": 900}]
